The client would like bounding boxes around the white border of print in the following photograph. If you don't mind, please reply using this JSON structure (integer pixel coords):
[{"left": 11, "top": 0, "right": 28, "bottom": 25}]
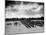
[{"left": 0, "top": 0, "right": 46, "bottom": 35}]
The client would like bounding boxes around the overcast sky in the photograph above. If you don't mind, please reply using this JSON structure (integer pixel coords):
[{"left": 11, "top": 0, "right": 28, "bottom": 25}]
[{"left": 5, "top": 1, "right": 44, "bottom": 18}]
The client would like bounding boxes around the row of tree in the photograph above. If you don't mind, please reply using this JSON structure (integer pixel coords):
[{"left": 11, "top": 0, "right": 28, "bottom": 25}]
[{"left": 5, "top": 17, "right": 44, "bottom": 21}]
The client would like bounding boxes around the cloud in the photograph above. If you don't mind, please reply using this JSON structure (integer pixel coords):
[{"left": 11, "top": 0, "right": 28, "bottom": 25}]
[{"left": 5, "top": 3, "right": 44, "bottom": 18}]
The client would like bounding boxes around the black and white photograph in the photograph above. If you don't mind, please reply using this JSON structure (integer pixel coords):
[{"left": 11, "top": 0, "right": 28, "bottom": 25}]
[{"left": 5, "top": 0, "right": 44, "bottom": 35}]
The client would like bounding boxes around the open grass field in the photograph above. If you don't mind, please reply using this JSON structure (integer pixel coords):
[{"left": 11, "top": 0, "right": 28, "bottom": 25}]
[{"left": 5, "top": 20, "right": 44, "bottom": 35}]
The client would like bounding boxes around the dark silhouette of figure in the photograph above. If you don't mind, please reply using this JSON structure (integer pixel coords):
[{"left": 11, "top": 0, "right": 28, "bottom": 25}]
[{"left": 14, "top": 22, "right": 18, "bottom": 26}]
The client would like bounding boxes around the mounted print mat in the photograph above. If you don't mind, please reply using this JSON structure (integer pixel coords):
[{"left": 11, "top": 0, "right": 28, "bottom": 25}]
[{"left": 5, "top": 0, "right": 44, "bottom": 35}]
